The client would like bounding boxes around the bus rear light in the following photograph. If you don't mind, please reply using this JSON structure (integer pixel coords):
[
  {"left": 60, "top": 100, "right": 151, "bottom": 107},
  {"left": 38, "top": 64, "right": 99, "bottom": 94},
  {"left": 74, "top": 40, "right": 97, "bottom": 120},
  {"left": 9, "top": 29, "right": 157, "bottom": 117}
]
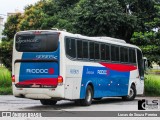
[
  {"left": 12, "top": 75, "right": 15, "bottom": 82},
  {"left": 58, "top": 76, "right": 63, "bottom": 84}
]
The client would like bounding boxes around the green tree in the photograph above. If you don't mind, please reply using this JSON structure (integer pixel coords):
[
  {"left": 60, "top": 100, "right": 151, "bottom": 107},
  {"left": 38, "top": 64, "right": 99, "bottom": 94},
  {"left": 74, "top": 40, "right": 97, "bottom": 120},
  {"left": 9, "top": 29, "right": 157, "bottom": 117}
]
[
  {"left": 0, "top": 13, "right": 22, "bottom": 70},
  {"left": 18, "top": 1, "right": 47, "bottom": 30},
  {"left": 40, "top": 0, "right": 79, "bottom": 31},
  {"left": 0, "top": 40, "right": 13, "bottom": 71},
  {"left": 1, "top": 0, "right": 160, "bottom": 70},
  {"left": 3, "top": 13, "right": 22, "bottom": 40},
  {"left": 73, "top": 0, "right": 138, "bottom": 43},
  {"left": 131, "top": 31, "right": 160, "bottom": 66},
  {"left": 131, "top": 1, "right": 160, "bottom": 66}
]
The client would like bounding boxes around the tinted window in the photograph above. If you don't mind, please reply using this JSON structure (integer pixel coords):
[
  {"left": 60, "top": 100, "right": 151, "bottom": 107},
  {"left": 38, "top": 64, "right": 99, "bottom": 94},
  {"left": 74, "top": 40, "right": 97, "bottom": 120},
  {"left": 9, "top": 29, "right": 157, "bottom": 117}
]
[
  {"left": 106, "top": 45, "right": 110, "bottom": 61},
  {"left": 95, "top": 43, "right": 100, "bottom": 60},
  {"left": 101, "top": 44, "right": 105, "bottom": 61},
  {"left": 89, "top": 42, "right": 95, "bottom": 60},
  {"left": 120, "top": 47, "right": 128, "bottom": 62},
  {"left": 111, "top": 45, "right": 119, "bottom": 61},
  {"left": 77, "top": 40, "right": 83, "bottom": 59},
  {"left": 129, "top": 48, "right": 136, "bottom": 63},
  {"left": 16, "top": 33, "right": 59, "bottom": 52},
  {"left": 66, "top": 38, "right": 76, "bottom": 58},
  {"left": 83, "top": 41, "right": 88, "bottom": 59}
]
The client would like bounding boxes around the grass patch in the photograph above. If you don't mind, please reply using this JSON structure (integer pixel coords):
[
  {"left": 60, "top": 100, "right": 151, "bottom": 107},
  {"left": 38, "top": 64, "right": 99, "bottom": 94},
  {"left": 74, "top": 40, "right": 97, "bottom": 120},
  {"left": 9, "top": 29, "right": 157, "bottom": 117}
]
[
  {"left": 0, "top": 67, "right": 12, "bottom": 95},
  {"left": 145, "top": 74, "right": 160, "bottom": 96},
  {"left": 0, "top": 87, "right": 12, "bottom": 95},
  {"left": 147, "top": 69, "right": 160, "bottom": 75}
]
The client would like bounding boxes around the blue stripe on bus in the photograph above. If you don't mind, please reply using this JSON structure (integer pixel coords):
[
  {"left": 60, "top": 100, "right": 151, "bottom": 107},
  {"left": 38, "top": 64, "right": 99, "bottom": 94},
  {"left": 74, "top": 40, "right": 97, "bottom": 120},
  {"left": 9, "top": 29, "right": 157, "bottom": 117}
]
[
  {"left": 19, "top": 45, "right": 60, "bottom": 82},
  {"left": 80, "top": 66, "right": 130, "bottom": 99}
]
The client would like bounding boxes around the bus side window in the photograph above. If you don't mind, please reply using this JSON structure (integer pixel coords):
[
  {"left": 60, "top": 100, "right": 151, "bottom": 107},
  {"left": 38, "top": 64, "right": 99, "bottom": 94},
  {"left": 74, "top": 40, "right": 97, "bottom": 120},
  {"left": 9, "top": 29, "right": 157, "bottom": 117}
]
[
  {"left": 95, "top": 43, "right": 100, "bottom": 60},
  {"left": 101, "top": 44, "right": 106, "bottom": 61},
  {"left": 77, "top": 40, "right": 83, "bottom": 59},
  {"left": 129, "top": 48, "right": 136, "bottom": 63},
  {"left": 111, "top": 45, "right": 119, "bottom": 62},
  {"left": 65, "top": 38, "right": 76, "bottom": 58},
  {"left": 120, "top": 47, "right": 129, "bottom": 63},
  {"left": 106, "top": 44, "right": 110, "bottom": 61},
  {"left": 89, "top": 42, "right": 95, "bottom": 60},
  {"left": 83, "top": 41, "right": 89, "bottom": 59}
]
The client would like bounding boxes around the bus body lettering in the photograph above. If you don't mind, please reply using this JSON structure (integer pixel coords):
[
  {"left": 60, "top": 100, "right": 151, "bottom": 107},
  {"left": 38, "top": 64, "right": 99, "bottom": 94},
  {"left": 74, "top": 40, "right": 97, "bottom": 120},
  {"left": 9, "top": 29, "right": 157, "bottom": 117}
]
[{"left": 26, "top": 69, "right": 48, "bottom": 74}]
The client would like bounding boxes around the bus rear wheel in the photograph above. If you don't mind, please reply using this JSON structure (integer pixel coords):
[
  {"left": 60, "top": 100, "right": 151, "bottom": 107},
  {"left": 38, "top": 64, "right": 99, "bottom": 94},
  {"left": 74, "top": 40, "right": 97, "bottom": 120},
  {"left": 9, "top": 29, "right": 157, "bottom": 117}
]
[
  {"left": 40, "top": 99, "right": 57, "bottom": 105},
  {"left": 76, "top": 85, "right": 93, "bottom": 106},
  {"left": 122, "top": 85, "right": 136, "bottom": 101}
]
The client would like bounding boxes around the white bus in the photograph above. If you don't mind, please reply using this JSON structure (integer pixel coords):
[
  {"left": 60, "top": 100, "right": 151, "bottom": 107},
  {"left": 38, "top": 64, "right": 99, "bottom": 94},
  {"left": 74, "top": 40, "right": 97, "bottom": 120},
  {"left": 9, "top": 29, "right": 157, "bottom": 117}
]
[{"left": 12, "top": 30, "right": 144, "bottom": 106}]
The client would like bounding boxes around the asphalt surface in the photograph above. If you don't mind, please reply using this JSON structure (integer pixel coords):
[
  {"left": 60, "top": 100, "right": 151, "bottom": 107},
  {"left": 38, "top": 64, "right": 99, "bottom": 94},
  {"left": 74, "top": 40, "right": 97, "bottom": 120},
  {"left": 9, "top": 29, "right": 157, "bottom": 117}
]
[{"left": 0, "top": 95, "right": 159, "bottom": 111}]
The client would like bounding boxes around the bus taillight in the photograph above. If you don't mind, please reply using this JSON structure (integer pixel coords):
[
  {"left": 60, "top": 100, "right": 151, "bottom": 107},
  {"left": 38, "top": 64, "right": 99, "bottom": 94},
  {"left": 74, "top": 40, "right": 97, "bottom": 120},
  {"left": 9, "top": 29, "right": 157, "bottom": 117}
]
[
  {"left": 58, "top": 76, "right": 63, "bottom": 84},
  {"left": 12, "top": 75, "right": 15, "bottom": 82}
]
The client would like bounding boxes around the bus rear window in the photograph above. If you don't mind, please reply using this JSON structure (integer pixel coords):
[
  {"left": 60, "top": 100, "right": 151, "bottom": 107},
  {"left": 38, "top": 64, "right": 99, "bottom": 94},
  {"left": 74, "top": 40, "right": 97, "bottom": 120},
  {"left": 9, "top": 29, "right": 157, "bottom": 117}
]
[{"left": 15, "top": 33, "right": 59, "bottom": 52}]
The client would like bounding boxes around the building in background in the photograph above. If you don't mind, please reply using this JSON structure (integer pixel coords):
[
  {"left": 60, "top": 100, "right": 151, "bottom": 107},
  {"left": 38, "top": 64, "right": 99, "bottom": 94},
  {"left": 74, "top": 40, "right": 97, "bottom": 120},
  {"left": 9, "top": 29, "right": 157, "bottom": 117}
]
[{"left": 7, "top": 9, "right": 22, "bottom": 17}]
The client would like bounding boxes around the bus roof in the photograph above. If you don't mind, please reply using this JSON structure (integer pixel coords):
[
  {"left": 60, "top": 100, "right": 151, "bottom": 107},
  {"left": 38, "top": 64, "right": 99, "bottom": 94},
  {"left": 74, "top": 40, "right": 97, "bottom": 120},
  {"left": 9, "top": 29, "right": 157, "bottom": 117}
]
[{"left": 61, "top": 31, "right": 141, "bottom": 50}]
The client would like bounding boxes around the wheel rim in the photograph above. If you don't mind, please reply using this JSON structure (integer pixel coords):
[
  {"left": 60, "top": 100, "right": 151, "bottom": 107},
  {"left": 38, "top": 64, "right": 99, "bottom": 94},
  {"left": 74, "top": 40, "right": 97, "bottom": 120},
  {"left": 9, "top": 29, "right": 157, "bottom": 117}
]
[
  {"left": 87, "top": 89, "right": 92, "bottom": 102},
  {"left": 128, "top": 88, "right": 134, "bottom": 98}
]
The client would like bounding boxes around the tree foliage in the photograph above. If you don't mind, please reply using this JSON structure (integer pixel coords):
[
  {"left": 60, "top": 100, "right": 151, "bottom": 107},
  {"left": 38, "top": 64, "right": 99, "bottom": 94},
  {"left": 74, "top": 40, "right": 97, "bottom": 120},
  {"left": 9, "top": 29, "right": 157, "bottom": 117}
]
[
  {"left": 131, "top": 0, "right": 160, "bottom": 66},
  {"left": 0, "top": 0, "right": 160, "bottom": 70},
  {"left": 0, "top": 13, "right": 21, "bottom": 70},
  {"left": 3, "top": 13, "right": 22, "bottom": 40},
  {"left": 0, "top": 40, "right": 13, "bottom": 71},
  {"left": 73, "top": 0, "right": 138, "bottom": 42}
]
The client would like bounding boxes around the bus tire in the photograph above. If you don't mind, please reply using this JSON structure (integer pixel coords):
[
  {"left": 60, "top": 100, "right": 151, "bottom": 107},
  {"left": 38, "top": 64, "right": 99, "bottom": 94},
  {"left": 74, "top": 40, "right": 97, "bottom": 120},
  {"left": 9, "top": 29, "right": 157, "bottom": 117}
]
[
  {"left": 80, "top": 85, "right": 93, "bottom": 106},
  {"left": 40, "top": 99, "right": 57, "bottom": 105},
  {"left": 122, "top": 85, "right": 136, "bottom": 101},
  {"left": 74, "top": 100, "right": 81, "bottom": 106}
]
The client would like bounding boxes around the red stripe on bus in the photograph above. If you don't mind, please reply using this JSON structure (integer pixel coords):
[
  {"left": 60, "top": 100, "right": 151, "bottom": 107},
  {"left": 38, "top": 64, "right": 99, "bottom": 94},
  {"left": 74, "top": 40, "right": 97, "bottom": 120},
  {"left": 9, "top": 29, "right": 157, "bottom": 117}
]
[
  {"left": 100, "top": 62, "right": 137, "bottom": 72},
  {"left": 16, "top": 78, "right": 58, "bottom": 86}
]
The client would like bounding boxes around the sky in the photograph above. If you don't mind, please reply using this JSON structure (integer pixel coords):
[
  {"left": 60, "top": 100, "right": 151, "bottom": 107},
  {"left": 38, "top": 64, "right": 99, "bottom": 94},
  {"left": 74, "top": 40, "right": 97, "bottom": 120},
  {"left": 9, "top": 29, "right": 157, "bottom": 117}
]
[{"left": 0, "top": 0, "right": 40, "bottom": 22}]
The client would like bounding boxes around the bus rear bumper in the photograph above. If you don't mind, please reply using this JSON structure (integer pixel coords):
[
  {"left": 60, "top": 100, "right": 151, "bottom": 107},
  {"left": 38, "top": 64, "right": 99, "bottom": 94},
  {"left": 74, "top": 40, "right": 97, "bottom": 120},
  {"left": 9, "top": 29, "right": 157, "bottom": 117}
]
[{"left": 12, "top": 84, "right": 64, "bottom": 100}]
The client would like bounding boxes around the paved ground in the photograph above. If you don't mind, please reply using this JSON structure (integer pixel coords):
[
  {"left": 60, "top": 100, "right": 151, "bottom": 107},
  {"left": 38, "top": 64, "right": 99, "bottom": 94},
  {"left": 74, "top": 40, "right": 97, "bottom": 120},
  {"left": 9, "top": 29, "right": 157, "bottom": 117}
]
[{"left": 0, "top": 95, "right": 159, "bottom": 111}]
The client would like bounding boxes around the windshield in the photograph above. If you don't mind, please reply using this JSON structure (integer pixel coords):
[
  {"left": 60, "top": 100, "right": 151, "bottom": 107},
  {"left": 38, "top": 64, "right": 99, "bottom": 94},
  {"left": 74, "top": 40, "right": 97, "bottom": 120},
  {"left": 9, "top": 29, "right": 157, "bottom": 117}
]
[{"left": 15, "top": 32, "right": 59, "bottom": 52}]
